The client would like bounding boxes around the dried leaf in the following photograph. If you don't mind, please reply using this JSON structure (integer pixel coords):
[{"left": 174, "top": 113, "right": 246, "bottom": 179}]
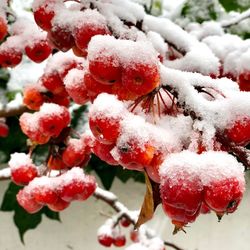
[{"left": 135, "top": 172, "right": 161, "bottom": 228}]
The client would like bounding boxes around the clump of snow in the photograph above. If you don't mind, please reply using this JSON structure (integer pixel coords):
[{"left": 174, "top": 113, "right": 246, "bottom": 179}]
[
  {"left": 160, "top": 150, "right": 245, "bottom": 187},
  {"left": 88, "top": 35, "right": 159, "bottom": 69},
  {"left": 8, "top": 153, "right": 33, "bottom": 170}
]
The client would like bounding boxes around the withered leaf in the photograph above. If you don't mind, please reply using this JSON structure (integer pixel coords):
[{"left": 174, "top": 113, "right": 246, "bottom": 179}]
[{"left": 135, "top": 172, "right": 161, "bottom": 229}]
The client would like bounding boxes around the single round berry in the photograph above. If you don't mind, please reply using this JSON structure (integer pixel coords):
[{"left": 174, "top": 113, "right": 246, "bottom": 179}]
[
  {"left": 17, "top": 189, "right": 43, "bottom": 214},
  {"left": 25, "top": 39, "right": 52, "bottom": 63},
  {"left": 0, "top": 16, "right": 8, "bottom": 42},
  {"left": 98, "top": 234, "right": 113, "bottom": 247},
  {"left": 23, "top": 86, "right": 44, "bottom": 110},
  {"left": 47, "top": 197, "right": 70, "bottom": 212},
  {"left": 0, "top": 122, "right": 9, "bottom": 137},
  {"left": 0, "top": 47, "right": 22, "bottom": 68},
  {"left": 113, "top": 235, "right": 126, "bottom": 247}
]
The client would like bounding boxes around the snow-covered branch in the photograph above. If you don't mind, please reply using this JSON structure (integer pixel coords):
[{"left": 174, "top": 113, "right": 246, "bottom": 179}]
[{"left": 221, "top": 9, "right": 250, "bottom": 28}]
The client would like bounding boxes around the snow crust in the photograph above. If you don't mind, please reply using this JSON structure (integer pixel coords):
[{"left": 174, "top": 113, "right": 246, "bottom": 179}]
[
  {"left": 9, "top": 153, "right": 33, "bottom": 170},
  {"left": 160, "top": 150, "right": 245, "bottom": 187}
]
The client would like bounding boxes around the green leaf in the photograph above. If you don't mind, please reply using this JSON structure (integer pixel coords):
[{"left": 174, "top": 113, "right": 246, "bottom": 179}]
[
  {"left": 71, "top": 105, "right": 87, "bottom": 129},
  {"left": 14, "top": 206, "right": 42, "bottom": 243},
  {"left": 42, "top": 207, "right": 60, "bottom": 221},
  {"left": 89, "top": 155, "right": 117, "bottom": 190},
  {"left": 219, "top": 0, "right": 250, "bottom": 12},
  {"left": 1, "top": 183, "right": 60, "bottom": 243},
  {"left": 180, "top": 0, "right": 220, "bottom": 23},
  {"left": 1, "top": 182, "right": 22, "bottom": 211}
]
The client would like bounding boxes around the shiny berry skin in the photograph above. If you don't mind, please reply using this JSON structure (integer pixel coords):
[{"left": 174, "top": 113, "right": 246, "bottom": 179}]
[
  {"left": 48, "top": 26, "right": 74, "bottom": 52},
  {"left": 73, "top": 23, "right": 110, "bottom": 52},
  {"left": 122, "top": 62, "right": 160, "bottom": 96},
  {"left": 160, "top": 171, "right": 204, "bottom": 214},
  {"left": 237, "top": 71, "right": 250, "bottom": 92},
  {"left": 23, "top": 86, "right": 44, "bottom": 110},
  {"left": 19, "top": 113, "right": 50, "bottom": 144},
  {"left": 33, "top": 0, "right": 55, "bottom": 31},
  {"left": 84, "top": 72, "right": 113, "bottom": 102},
  {"left": 59, "top": 171, "right": 96, "bottom": 202},
  {"left": 47, "top": 197, "right": 70, "bottom": 212},
  {"left": 40, "top": 72, "right": 65, "bottom": 95},
  {"left": 92, "top": 140, "right": 118, "bottom": 165},
  {"left": 120, "top": 218, "right": 131, "bottom": 227},
  {"left": 62, "top": 139, "right": 88, "bottom": 167},
  {"left": 225, "top": 116, "right": 250, "bottom": 146},
  {"left": 113, "top": 235, "right": 126, "bottom": 247},
  {"left": 0, "top": 48, "right": 22, "bottom": 68},
  {"left": 38, "top": 105, "right": 70, "bottom": 137},
  {"left": 89, "top": 116, "right": 121, "bottom": 145},
  {"left": 0, "top": 16, "right": 8, "bottom": 42},
  {"left": 98, "top": 234, "right": 113, "bottom": 247},
  {"left": 11, "top": 165, "right": 38, "bottom": 186},
  {"left": 163, "top": 203, "right": 201, "bottom": 232},
  {"left": 25, "top": 39, "right": 52, "bottom": 63},
  {"left": 32, "top": 185, "right": 58, "bottom": 205},
  {"left": 64, "top": 69, "right": 89, "bottom": 105},
  {"left": 0, "top": 122, "right": 9, "bottom": 137},
  {"left": 130, "top": 230, "right": 139, "bottom": 243},
  {"left": 17, "top": 189, "right": 43, "bottom": 214},
  {"left": 115, "top": 140, "right": 156, "bottom": 171},
  {"left": 200, "top": 203, "right": 211, "bottom": 214},
  {"left": 204, "top": 177, "right": 245, "bottom": 214},
  {"left": 111, "top": 83, "right": 138, "bottom": 101},
  {"left": 89, "top": 52, "right": 122, "bottom": 85}
]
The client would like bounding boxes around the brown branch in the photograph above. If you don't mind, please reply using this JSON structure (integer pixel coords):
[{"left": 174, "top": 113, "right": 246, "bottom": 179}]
[
  {"left": 164, "top": 241, "right": 185, "bottom": 250},
  {"left": 0, "top": 105, "right": 28, "bottom": 118}
]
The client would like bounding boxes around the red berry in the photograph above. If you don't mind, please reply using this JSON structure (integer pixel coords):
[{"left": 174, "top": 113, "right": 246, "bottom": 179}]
[
  {"left": 25, "top": 39, "right": 52, "bottom": 63},
  {"left": 92, "top": 140, "right": 118, "bottom": 165},
  {"left": 161, "top": 171, "right": 204, "bottom": 214},
  {"left": 115, "top": 140, "right": 156, "bottom": 171},
  {"left": 23, "top": 86, "right": 44, "bottom": 110},
  {"left": 62, "top": 138, "right": 88, "bottom": 167},
  {"left": 48, "top": 26, "right": 74, "bottom": 52},
  {"left": 237, "top": 71, "right": 250, "bottom": 92},
  {"left": 11, "top": 166, "right": 38, "bottom": 186},
  {"left": 33, "top": 0, "right": 56, "bottom": 31},
  {"left": 59, "top": 168, "right": 96, "bottom": 202},
  {"left": 32, "top": 181, "right": 59, "bottom": 205},
  {"left": 89, "top": 116, "right": 121, "bottom": 144},
  {"left": 225, "top": 116, "right": 250, "bottom": 146},
  {"left": 98, "top": 234, "right": 113, "bottom": 247},
  {"left": 0, "top": 16, "right": 8, "bottom": 41},
  {"left": 120, "top": 217, "right": 131, "bottom": 227},
  {"left": 0, "top": 122, "right": 9, "bottom": 137},
  {"left": 130, "top": 230, "right": 139, "bottom": 243},
  {"left": 89, "top": 52, "right": 122, "bottom": 85},
  {"left": 47, "top": 197, "right": 70, "bottom": 212},
  {"left": 122, "top": 62, "right": 160, "bottom": 96},
  {"left": 64, "top": 69, "right": 89, "bottom": 105},
  {"left": 17, "top": 188, "right": 43, "bottom": 214},
  {"left": 204, "top": 177, "right": 245, "bottom": 214},
  {"left": 0, "top": 47, "right": 22, "bottom": 68},
  {"left": 19, "top": 113, "right": 51, "bottom": 144},
  {"left": 38, "top": 103, "right": 70, "bottom": 137},
  {"left": 40, "top": 72, "right": 65, "bottom": 95},
  {"left": 200, "top": 203, "right": 211, "bottom": 214},
  {"left": 73, "top": 15, "right": 110, "bottom": 52},
  {"left": 113, "top": 235, "right": 126, "bottom": 247},
  {"left": 84, "top": 72, "right": 113, "bottom": 101}
]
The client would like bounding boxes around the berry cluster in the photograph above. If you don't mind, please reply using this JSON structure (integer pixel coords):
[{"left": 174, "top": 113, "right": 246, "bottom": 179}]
[
  {"left": 33, "top": 0, "right": 110, "bottom": 53},
  {"left": 10, "top": 158, "right": 96, "bottom": 213},
  {"left": 20, "top": 102, "right": 70, "bottom": 144},
  {"left": 160, "top": 151, "right": 245, "bottom": 232},
  {"left": 0, "top": 18, "right": 52, "bottom": 67},
  {"left": 89, "top": 93, "right": 179, "bottom": 183}
]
